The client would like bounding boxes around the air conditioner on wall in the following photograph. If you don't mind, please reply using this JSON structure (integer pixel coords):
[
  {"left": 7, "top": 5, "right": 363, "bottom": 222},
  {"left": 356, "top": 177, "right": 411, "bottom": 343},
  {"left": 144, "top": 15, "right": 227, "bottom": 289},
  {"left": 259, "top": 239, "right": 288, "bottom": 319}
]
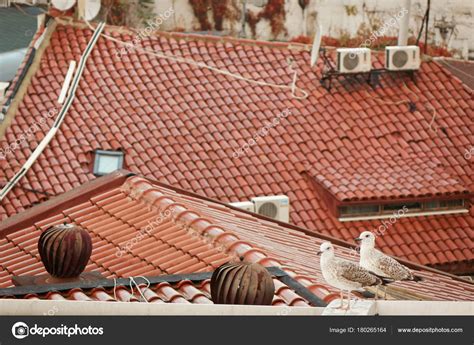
[
  {"left": 251, "top": 195, "right": 290, "bottom": 222},
  {"left": 385, "top": 46, "right": 420, "bottom": 71},
  {"left": 336, "top": 48, "right": 371, "bottom": 73},
  {"left": 229, "top": 201, "right": 255, "bottom": 212}
]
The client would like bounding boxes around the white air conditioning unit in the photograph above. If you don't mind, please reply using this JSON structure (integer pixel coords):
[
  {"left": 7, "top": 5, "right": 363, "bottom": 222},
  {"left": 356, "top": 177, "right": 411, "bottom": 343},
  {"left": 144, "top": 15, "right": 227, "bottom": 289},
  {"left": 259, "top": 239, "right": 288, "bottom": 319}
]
[
  {"left": 385, "top": 46, "right": 420, "bottom": 71},
  {"left": 251, "top": 195, "right": 290, "bottom": 222},
  {"left": 229, "top": 201, "right": 255, "bottom": 212},
  {"left": 336, "top": 48, "right": 371, "bottom": 73}
]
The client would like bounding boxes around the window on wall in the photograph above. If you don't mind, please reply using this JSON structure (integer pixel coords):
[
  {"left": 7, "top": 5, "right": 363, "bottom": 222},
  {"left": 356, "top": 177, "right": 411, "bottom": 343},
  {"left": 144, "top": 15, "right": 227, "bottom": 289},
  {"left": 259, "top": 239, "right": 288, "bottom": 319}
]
[
  {"left": 382, "top": 202, "right": 422, "bottom": 213},
  {"left": 340, "top": 204, "right": 380, "bottom": 216},
  {"left": 93, "top": 150, "right": 124, "bottom": 176},
  {"left": 338, "top": 199, "right": 467, "bottom": 220}
]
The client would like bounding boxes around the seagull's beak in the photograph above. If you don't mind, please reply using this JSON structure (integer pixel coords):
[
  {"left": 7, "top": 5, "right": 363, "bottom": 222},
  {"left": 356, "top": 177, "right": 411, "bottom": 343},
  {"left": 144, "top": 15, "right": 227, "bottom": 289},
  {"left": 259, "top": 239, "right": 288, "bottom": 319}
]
[
  {"left": 316, "top": 251, "right": 322, "bottom": 256},
  {"left": 354, "top": 237, "right": 362, "bottom": 242}
]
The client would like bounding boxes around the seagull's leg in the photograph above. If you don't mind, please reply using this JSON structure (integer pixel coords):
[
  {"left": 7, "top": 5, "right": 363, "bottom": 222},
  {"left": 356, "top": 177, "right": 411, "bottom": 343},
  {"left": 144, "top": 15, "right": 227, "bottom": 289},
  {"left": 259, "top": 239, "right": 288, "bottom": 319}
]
[
  {"left": 384, "top": 286, "right": 387, "bottom": 300},
  {"left": 335, "top": 290, "right": 344, "bottom": 309},
  {"left": 341, "top": 291, "right": 350, "bottom": 311},
  {"left": 374, "top": 285, "right": 379, "bottom": 300}
]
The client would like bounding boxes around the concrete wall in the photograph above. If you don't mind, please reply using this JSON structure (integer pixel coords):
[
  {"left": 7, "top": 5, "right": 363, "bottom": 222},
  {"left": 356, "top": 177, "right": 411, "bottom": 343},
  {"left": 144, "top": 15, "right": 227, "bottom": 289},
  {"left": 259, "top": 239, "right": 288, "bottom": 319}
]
[
  {"left": 0, "top": 299, "right": 323, "bottom": 316},
  {"left": 153, "top": 0, "right": 473, "bottom": 59},
  {"left": 1, "top": 299, "right": 473, "bottom": 316}
]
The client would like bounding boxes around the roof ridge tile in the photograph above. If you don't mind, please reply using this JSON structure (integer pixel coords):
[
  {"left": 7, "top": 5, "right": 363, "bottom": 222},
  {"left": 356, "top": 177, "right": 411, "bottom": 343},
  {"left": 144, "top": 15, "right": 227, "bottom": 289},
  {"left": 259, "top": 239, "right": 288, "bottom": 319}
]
[{"left": 120, "top": 176, "right": 320, "bottom": 290}]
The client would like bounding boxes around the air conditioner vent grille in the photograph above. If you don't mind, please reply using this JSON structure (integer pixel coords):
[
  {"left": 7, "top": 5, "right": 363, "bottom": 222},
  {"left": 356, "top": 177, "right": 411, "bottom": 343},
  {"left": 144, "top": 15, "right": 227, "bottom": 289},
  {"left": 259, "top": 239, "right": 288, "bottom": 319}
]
[
  {"left": 393, "top": 50, "right": 409, "bottom": 68},
  {"left": 258, "top": 202, "right": 278, "bottom": 218},
  {"left": 343, "top": 54, "right": 360, "bottom": 71}
]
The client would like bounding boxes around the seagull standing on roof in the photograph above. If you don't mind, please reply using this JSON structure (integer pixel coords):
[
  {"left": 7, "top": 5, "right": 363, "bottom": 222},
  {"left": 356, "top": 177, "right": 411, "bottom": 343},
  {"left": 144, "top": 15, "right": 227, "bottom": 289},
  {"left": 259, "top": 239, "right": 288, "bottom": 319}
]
[
  {"left": 356, "top": 231, "right": 423, "bottom": 298},
  {"left": 318, "top": 241, "right": 385, "bottom": 310}
]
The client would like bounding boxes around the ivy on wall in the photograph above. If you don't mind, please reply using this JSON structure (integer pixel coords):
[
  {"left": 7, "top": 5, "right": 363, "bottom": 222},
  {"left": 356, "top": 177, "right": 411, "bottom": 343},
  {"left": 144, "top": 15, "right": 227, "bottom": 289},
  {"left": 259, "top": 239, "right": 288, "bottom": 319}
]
[
  {"left": 101, "top": 0, "right": 155, "bottom": 27},
  {"left": 189, "top": 0, "right": 239, "bottom": 31},
  {"left": 247, "top": 0, "right": 286, "bottom": 38},
  {"left": 189, "top": 0, "right": 287, "bottom": 38}
]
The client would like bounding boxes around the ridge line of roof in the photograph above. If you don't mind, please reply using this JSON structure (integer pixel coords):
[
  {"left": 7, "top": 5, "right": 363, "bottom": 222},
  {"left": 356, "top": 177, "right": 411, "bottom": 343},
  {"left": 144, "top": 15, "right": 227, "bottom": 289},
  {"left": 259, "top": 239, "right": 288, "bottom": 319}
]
[
  {"left": 1, "top": 170, "right": 472, "bottom": 287},
  {"left": 121, "top": 176, "right": 287, "bottom": 268},
  {"left": 116, "top": 176, "right": 320, "bottom": 304},
  {"left": 138, "top": 177, "right": 473, "bottom": 286},
  {"left": 54, "top": 17, "right": 312, "bottom": 52},
  {"left": 0, "top": 170, "right": 134, "bottom": 238}
]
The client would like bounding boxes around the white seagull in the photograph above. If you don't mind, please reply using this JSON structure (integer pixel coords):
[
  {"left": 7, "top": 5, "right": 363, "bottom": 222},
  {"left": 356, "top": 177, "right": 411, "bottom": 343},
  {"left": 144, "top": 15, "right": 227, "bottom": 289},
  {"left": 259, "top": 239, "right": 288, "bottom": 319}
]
[
  {"left": 318, "top": 241, "right": 385, "bottom": 310},
  {"left": 356, "top": 231, "right": 423, "bottom": 298}
]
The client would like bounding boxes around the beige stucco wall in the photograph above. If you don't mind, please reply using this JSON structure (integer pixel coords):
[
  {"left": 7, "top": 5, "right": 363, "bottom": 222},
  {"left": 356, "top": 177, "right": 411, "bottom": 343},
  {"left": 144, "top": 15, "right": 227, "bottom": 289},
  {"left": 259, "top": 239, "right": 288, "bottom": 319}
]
[{"left": 153, "top": 0, "right": 473, "bottom": 59}]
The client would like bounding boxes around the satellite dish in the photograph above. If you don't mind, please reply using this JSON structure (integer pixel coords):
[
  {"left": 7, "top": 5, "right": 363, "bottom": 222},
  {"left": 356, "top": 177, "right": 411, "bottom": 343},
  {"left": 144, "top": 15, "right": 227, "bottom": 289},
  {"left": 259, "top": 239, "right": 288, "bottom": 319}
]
[
  {"left": 310, "top": 24, "right": 322, "bottom": 67},
  {"left": 52, "top": 0, "right": 76, "bottom": 11},
  {"left": 83, "top": 0, "right": 101, "bottom": 20}
]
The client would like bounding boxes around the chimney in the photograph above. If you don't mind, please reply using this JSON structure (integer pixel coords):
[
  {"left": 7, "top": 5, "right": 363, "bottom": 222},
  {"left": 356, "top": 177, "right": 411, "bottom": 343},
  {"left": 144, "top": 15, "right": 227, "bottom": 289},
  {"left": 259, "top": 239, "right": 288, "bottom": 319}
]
[{"left": 398, "top": 0, "right": 411, "bottom": 46}]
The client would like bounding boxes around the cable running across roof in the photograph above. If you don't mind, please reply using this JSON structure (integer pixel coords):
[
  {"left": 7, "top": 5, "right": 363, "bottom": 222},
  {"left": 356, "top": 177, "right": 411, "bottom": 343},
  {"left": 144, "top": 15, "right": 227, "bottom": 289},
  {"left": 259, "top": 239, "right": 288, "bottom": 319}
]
[
  {"left": 0, "top": 22, "right": 106, "bottom": 202},
  {"left": 84, "top": 20, "right": 309, "bottom": 100}
]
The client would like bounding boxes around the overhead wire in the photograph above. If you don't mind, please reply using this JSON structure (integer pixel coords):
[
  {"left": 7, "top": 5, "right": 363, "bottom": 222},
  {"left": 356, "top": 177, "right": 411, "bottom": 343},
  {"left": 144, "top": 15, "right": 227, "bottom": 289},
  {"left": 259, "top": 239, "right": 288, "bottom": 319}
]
[
  {"left": 84, "top": 20, "right": 309, "bottom": 100},
  {"left": 0, "top": 22, "right": 106, "bottom": 201},
  {"left": 365, "top": 81, "right": 438, "bottom": 134}
]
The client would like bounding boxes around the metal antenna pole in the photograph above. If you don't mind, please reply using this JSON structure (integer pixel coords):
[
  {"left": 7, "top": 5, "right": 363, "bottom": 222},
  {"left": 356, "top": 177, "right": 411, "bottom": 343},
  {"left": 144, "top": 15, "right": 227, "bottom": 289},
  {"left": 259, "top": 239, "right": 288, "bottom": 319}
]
[
  {"left": 424, "top": 0, "right": 431, "bottom": 54},
  {"left": 239, "top": 0, "right": 247, "bottom": 38}
]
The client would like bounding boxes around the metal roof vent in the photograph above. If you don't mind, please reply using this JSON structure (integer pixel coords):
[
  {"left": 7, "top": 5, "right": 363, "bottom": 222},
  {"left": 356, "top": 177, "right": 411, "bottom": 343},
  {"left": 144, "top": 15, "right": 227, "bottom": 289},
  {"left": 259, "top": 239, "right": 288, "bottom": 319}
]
[
  {"left": 210, "top": 262, "right": 275, "bottom": 305},
  {"left": 12, "top": 223, "right": 103, "bottom": 286},
  {"left": 38, "top": 223, "right": 92, "bottom": 278}
]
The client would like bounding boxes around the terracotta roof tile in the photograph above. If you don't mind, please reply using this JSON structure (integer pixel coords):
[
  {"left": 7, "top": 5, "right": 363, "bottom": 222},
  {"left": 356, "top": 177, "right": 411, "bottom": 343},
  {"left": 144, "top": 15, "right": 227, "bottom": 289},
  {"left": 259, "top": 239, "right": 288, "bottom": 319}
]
[
  {"left": 0, "top": 22, "right": 473, "bottom": 273},
  {"left": 0, "top": 174, "right": 472, "bottom": 303}
]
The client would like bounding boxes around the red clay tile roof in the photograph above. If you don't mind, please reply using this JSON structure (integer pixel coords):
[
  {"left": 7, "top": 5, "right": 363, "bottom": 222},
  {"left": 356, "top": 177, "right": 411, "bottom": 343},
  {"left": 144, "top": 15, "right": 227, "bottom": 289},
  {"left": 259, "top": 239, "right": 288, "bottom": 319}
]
[
  {"left": 0, "top": 21, "right": 473, "bottom": 273},
  {"left": 0, "top": 171, "right": 473, "bottom": 302},
  {"left": 310, "top": 152, "right": 470, "bottom": 202}
]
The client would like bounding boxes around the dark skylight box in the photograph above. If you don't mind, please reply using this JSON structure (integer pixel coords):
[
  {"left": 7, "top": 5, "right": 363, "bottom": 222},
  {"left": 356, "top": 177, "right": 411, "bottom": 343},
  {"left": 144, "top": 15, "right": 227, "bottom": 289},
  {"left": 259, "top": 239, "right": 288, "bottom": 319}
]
[
  {"left": 338, "top": 199, "right": 467, "bottom": 221},
  {"left": 93, "top": 150, "right": 124, "bottom": 176},
  {"left": 383, "top": 202, "right": 422, "bottom": 212}
]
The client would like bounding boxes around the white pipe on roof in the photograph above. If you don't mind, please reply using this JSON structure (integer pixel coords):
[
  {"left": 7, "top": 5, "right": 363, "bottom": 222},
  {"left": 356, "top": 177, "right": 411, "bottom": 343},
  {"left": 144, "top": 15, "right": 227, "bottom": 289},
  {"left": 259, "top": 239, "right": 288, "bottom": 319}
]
[
  {"left": 0, "top": 22, "right": 105, "bottom": 202},
  {"left": 398, "top": 0, "right": 411, "bottom": 46},
  {"left": 57, "top": 61, "right": 76, "bottom": 104}
]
